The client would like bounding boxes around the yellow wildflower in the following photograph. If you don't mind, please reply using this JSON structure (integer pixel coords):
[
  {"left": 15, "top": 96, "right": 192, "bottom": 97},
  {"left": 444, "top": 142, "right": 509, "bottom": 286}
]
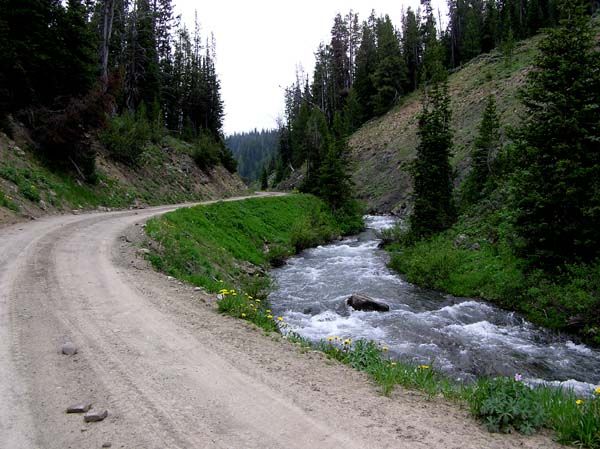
[
  {"left": 382, "top": 346, "right": 389, "bottom": 352},
  {"left": 267, "top": 315, "right": 273, "bottom": 319},
  {"left": 327, "top": 337, "right": 334, "bottom": 342},
  {"left": 277, "top": 316, "right": 284, "bottom": 322},
  {"left": 595, "top": 386, "right": 600, "bottom": 395},
  {"left": 576, "top": 399, "right": 584, "bottom": 406},
  {"left": 267, "top": 309, "right": 272, "bottom": 314},
  {"left": 391, "top": 362, "right": 397, "bottom": 367},
  {"left": 241, "top": 313, "right": 246, "bottom": 318},
  {"left": 418, "top": 365, "right": 430, "bottom": 370},
  {"left": 255, "top": 299, "right": 261, "bottom": 303}
]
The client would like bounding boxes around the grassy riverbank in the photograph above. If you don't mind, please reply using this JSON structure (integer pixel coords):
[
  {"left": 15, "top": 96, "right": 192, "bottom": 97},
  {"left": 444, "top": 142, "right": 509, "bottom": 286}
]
[
  {"left": 288, "top": 333, "right": 600, "bottom": 448},
  {"left": 144, "top": 194, "right": 599, "bottom": 447},
  {"left": 384, "top": 201, "right": 600, "bottom": 347},
  {"left": 144, "top": 194, "right": 363, "bottom": 329}
]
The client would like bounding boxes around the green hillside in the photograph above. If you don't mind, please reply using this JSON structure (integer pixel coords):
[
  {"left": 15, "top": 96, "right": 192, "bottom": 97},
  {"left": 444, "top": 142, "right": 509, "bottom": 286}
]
[{"left": 349, "top": 36, "right": 541, "bottom": 214}]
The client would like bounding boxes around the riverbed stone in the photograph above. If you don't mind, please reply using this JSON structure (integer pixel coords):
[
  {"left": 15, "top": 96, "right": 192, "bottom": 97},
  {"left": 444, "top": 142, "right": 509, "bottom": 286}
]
[
  {"left": 84, "top": 409, "right": 108, "bottom": 422},
  {"left": 61, "top": 342, "right": 78, "bottom": 356},
  {"left": 346, "top": 294, "right": 390, "bottom": 312},
  {"left": 66, "top": 402, "right": 92, "bottom": 413}
]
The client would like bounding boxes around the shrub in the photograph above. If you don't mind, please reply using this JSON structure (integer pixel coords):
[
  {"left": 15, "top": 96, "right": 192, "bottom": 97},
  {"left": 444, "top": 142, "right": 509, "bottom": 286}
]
[
  {"left": 101, "top": 108, "right": 154, "bottom": 166},
  {"left": 191, "top": 132, "right": 221, "bottom": 170},
  {"left": 216, "top": 287, "right": 279, "bottom": 333},
  {"left": 266, "top": 243, "right": 292, "bottom": 268},
  {"left": 468, "top": 377, "right": 545, "bottom": 434},
  {"left": 0, "top": 190, "right": 19, "bottom": 211},
  {"left": 20, "top": 182, "right": 40, "bottom": 202},
  {"left": 32, "top": 86, "right": 112, "bottom": 183}
]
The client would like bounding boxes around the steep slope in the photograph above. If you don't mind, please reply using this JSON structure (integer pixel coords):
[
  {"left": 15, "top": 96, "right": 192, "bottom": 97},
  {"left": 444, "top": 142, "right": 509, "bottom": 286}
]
[
  {"left": 0, "top": 130, "right": 246, "bottom": 227},
  {"left": 349, "top": 36, "right": 541, "bottom": 214}
]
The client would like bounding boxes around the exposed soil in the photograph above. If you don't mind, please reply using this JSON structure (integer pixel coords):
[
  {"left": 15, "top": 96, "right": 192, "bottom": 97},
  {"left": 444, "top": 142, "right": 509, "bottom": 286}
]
[{"left": 0, "top": 196, "right": 561, "bottom": 448}]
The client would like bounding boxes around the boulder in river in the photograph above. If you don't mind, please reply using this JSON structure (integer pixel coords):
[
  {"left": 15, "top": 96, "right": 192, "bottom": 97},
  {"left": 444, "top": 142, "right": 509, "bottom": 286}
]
[{"left": 346, "top": 294, "right": 390, "bottom": 312}]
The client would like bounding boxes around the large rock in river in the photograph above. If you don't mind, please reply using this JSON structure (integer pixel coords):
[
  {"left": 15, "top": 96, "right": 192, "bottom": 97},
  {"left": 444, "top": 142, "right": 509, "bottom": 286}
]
[{"left": 346, "top": 294, "right": 390, "bottom": 312}]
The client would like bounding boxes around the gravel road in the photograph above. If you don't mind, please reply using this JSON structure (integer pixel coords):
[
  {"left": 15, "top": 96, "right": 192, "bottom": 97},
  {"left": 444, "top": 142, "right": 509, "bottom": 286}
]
[{"left": 0, "top": 196, "right": 561, "bottom": 448}]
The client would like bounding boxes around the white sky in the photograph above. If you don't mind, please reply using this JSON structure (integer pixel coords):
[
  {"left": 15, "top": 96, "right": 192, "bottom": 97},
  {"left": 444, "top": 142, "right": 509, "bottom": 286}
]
[{"left": 175, "top": 1, "right": 448, "bottom": 135}]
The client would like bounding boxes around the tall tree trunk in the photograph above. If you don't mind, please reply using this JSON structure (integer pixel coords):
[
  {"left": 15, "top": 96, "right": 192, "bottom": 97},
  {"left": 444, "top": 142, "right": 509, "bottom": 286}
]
[{"left": 100, "top": 0, "right": 116, "bottom": 91}]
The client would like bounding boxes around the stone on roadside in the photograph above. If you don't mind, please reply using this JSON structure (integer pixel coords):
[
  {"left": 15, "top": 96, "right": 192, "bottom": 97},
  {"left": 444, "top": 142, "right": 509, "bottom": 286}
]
[
  {"left": 84, "top": 409, "right": 108, "bottom": 422},
  {"left": 61, "top": 342, "right": 78, "bottom": 356},
  {"left": 102, "top": 442, "right": 112, "bottom": 448},
  {"left": 346, "top": 294, "right": 390, "bottom": 312},
  {"left": 66, "top": 402, "right": 92, "bottom": 413}
]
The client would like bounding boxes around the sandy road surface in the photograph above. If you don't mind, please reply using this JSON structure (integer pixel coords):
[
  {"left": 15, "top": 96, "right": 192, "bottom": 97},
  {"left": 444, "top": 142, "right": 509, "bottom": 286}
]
[{"left": 0, "top": 195, "right": 561, "bottom": 449}]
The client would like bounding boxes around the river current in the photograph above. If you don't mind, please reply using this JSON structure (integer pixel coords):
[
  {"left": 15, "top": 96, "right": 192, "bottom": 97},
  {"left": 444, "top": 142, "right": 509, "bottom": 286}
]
[{"left": 269, "top": 215, "right": 600, "bottom": 395}]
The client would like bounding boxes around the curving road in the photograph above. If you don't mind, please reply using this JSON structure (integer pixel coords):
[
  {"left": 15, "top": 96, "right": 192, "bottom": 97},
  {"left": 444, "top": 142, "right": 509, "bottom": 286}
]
[{"left": 0, "top": 196, "right": 560, "bottom": 449}]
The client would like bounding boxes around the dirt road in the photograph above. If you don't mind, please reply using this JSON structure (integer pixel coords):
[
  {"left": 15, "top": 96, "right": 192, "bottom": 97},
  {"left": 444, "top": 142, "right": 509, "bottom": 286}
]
[{"left": 0, "top": 196, "right": 560, "bottom": 449}]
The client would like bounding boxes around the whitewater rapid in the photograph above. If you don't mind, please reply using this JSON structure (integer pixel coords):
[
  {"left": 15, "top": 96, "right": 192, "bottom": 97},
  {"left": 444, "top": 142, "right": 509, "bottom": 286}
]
[{"left": 269, "top": 215, "right": 600, "bottom": 395}]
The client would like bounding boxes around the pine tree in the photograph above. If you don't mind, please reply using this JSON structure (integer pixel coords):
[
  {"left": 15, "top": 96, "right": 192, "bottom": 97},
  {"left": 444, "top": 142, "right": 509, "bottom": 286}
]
[
  {"left": 511, "top": 0, "right": 600, "bottom": 267},
  {"left": 372, "top": 15, "right": 407, "bottom": 116},
  {"left": 481, "top": 0, "right": 500, "bottom": 53},
  {"left": 260, "top": 167, "right": 269, "bottom": 190},
  {"left": 301, "top": 108, "right": 330, "bottom": 194},
  {"left": 411, "top": 80, "right": 455, "bottom": 238},
  {"left": 402, "top": 7, "right": 421, "bottom": 92},
  {"left": 59, "top": 0, "right": 97, "bottom": 97},
  {"left": 353, "top": 14, "right": 378, "bottom": 122},
  {"left": 125, "top": 0, "right": 160, "bottom": 110},
  {"left": 462, "top": 94, "right": 501, "bottom": 206},
  {"left": 472, "top": 95, "right": 500, "bottom": 190}
]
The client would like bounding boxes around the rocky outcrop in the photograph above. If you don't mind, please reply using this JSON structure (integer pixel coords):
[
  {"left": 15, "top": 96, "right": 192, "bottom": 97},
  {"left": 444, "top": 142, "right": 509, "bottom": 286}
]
[{"left": 346, "top": 294, "right": 390, "bottom": 312}]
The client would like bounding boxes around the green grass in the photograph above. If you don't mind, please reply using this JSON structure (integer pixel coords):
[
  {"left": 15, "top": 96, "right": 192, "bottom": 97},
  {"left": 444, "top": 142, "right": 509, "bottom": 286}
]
[
  {"left": 142, "top": 192, "right": 599, "bottom": 446},
  {"left": 0, "top": 189, "right": 19, "bottom": 211},
  {"left": 285, "top": 333, "right": 600, "bottom": 447},
  {"left": 144, "top": 194, "right": 363, "bottom": 332},
  {"left": 145, "top": 194, "right": 355, "bottom": 294},
  {"left": 0, "top": 164, "right": 136, "bottom": 209},
  {"left": 387, "top": 220, "right": 600, "bottom": 346}
]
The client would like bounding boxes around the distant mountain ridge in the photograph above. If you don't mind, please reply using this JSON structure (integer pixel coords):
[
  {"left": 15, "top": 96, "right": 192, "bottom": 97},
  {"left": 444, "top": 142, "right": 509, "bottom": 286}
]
[{"left": 227, "top": 129, "right": 279, "bottom": 182}]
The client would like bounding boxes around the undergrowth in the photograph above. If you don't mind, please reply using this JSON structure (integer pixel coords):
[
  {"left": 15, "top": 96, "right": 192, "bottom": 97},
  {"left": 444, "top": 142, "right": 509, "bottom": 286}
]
[
  {"left": 145, "top": 194, "right": 363, "bottom": 296},
  {"left": 285, "top": 333, "right": 600, "bottom": 447},
  {"left": 385, "top": 198, "right": 600, "bottom": 346}
]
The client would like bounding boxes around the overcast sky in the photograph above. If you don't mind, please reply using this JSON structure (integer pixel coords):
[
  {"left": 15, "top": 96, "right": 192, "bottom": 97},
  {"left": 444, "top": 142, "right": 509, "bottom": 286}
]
[{"left": 175, "top": 1, "right": 448, "bottom": 135}]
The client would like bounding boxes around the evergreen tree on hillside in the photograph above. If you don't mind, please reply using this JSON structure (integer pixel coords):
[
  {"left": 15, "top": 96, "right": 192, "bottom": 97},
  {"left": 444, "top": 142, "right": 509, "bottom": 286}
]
[
  {"left": 372, "top": 15, "right": 407, "bottom": 116},
  {"left": 481, "top": 0, "right": 500, "bottom": 53},
  {"left": 472, "top": 95, "right": 500, "bottom": 189},
  {"left": 511, "top": 0, "right": 600, "bottom": 267},
  {"left": 260, "top": 167, "right": 269, "bottom": 190},
  {"left": 0, "top": 0, "right": 96, "bottom": 115},
  {"left": 319, "top": 113, "right": 353, "bottom": 211},
  {"left": 461, "top": 94, "right": 501, "bottom": 206},
  {"left": 420, "top": 5, "right": 445, "bottom": 85},
  {"left": 125, "top": 0, "right": 160, "bottom": 110},
  {"left": 59, "top": 0, "right": 98, "bottom": 98},
  {"left": 411, "top": 79, "right": 455, "bottom": 238},
  {"left": 402, "top": 7, "right": 421, "bottom": 92},
  {"left": 353, "top": 13, "right": 378, "bottom": 122},
  {"left": 301, "top": 108, "right": 331, "bottom": 194}
]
